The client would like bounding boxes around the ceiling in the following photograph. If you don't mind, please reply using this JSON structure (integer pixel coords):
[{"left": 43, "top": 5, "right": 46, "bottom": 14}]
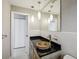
[{"left": 10, "top": 0, "right": 60, "bottom": 14}]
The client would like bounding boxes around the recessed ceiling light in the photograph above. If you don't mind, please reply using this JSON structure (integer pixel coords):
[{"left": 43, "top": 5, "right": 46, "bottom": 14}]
[
  {"left": 50, "top": 5, "right": 53, "bottom": 8},
  {"left": 31, "top": 6, "right": 34, "bottom": 8},
  {"left": 52, "top": 0, "right": 56, "bottom": 4},
  {"left": 48, "top": 10, "right": 51, "bottom": 12},
  {"left": 38, "top": 1, "right": 41, "bottom": 4}
]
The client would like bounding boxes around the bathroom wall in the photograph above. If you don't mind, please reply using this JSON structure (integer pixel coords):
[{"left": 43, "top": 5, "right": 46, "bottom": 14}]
[
  {"left": 61, "top": 0, "right": 77, "bottom": 32},
  {"left": 2, "top": 0, "right": 10, "bottom": 59}
]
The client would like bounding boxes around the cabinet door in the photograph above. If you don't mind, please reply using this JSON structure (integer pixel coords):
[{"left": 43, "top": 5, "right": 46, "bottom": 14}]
[
  {"left": 42, "top": 51, "right": 62, "bottom": 59},
  {"left": 32, "top": 49, "right": 40, "bottom": 59},
  {"left": 30, "top": 41, "right": 40, "bottom": 59}
]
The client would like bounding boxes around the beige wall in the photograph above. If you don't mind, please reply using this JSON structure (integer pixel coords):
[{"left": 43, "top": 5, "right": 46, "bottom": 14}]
[
  {"left": 2, "top": 0, "right": 10, "bottom": 59},
  {"left": 61, "top": 0, "right": 77, "bottom": 32}
]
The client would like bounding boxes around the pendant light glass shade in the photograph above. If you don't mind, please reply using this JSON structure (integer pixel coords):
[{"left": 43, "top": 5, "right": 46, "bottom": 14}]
[
  {"left": 48, "top": 18, "right": 51, "bottom": 24},
  {"left": 31, "top": 15, "right": 34, "bottom": 22},
  {"left": 50, "top": 14, "right": 53, "bottom": 21},
  {"left": 38, "top": 11, "right": 41, "bottom": 20},
  {"left": 48, "top": 14, "right": 54, "bottom": 23}
]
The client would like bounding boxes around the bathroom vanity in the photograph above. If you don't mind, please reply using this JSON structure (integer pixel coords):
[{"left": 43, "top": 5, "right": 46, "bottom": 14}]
[{"left": 30, "top": 36, "right": 61, "bottom": 59}]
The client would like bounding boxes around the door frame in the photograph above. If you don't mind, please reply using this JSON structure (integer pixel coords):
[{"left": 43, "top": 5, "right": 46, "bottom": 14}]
[{"left": 11, "top": 11, "right": 30, "bottom": 57}]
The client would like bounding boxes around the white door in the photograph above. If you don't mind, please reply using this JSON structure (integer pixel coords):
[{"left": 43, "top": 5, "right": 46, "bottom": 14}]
[{"left": 11, "top": 12, "right": 29, "bottom": 57}]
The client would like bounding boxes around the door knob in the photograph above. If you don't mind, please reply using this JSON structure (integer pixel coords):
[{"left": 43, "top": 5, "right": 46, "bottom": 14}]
[{"left": 2, "top": 34, "right": 7, "bottom": 39}]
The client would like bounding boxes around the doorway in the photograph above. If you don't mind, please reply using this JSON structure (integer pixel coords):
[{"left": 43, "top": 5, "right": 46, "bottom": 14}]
[{"left": 11, "top": 12, "right": 29, "bottom": 57}]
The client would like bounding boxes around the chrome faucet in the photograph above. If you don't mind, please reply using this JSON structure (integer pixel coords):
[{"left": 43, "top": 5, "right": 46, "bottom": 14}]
[
  {"left": 48, "top": 35, "right": 51, "bottom": 48},
  {"left": 49, "top": 35, "right": 51, "bottom": 41}
]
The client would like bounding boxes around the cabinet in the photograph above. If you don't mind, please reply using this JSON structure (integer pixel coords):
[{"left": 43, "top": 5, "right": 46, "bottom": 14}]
[
  {"left": 41, "top": 51, "right": 61, "bottom": 59},
  {"left": 30, "top": 41, "right": 40, "bottom": 59}
]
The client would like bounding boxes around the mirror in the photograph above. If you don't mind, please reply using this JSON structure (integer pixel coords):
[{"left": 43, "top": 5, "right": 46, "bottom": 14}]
[
  {"left": 11, "top": 0, "right": 60, "bottom": 36},
  {"left": 40, "top": 0, "right": 60, "bottom": 33}
]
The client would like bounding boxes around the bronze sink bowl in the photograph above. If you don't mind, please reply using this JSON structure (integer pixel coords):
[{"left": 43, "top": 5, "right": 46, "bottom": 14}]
[{"left": 36, "top": 40, "right": 51, "bottom": 50}]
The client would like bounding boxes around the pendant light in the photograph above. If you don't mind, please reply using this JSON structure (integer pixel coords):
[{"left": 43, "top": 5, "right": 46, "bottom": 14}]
[
  {"left": 31, "top": 5, "right": 35, "bottom": 22},
  {"left": 50, "top": 14, "right": 53, "bottom": 21},
  {"left": 37, "top": 1, "right": 41, "bottom": 20},
  {"left": 48, "top": 14, "right": 54, "bottom": 24},
  {"left": 38, "top": 11, "right": 41, "bottom": 20},
  {"left": 48, "top": 18, "right": 51, "bottom": 24},
  {"left": 31, "top": 15, "right": 34, "bottom": 22}
]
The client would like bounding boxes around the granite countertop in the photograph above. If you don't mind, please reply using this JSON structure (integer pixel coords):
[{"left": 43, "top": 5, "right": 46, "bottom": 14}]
[{"left": 30, "top": 36, "right": 61, "bottom": 57}]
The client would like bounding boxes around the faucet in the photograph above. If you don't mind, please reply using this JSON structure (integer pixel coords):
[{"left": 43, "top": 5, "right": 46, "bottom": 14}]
[
  {"left": 48, "top": 35, "right": 52, "bottom": 48},
  {"left": 48, "top": 35, "right": 58, "bottom": 41},
  {"left": 49, "top": 35, "right": 51, "bottom": 41}
]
